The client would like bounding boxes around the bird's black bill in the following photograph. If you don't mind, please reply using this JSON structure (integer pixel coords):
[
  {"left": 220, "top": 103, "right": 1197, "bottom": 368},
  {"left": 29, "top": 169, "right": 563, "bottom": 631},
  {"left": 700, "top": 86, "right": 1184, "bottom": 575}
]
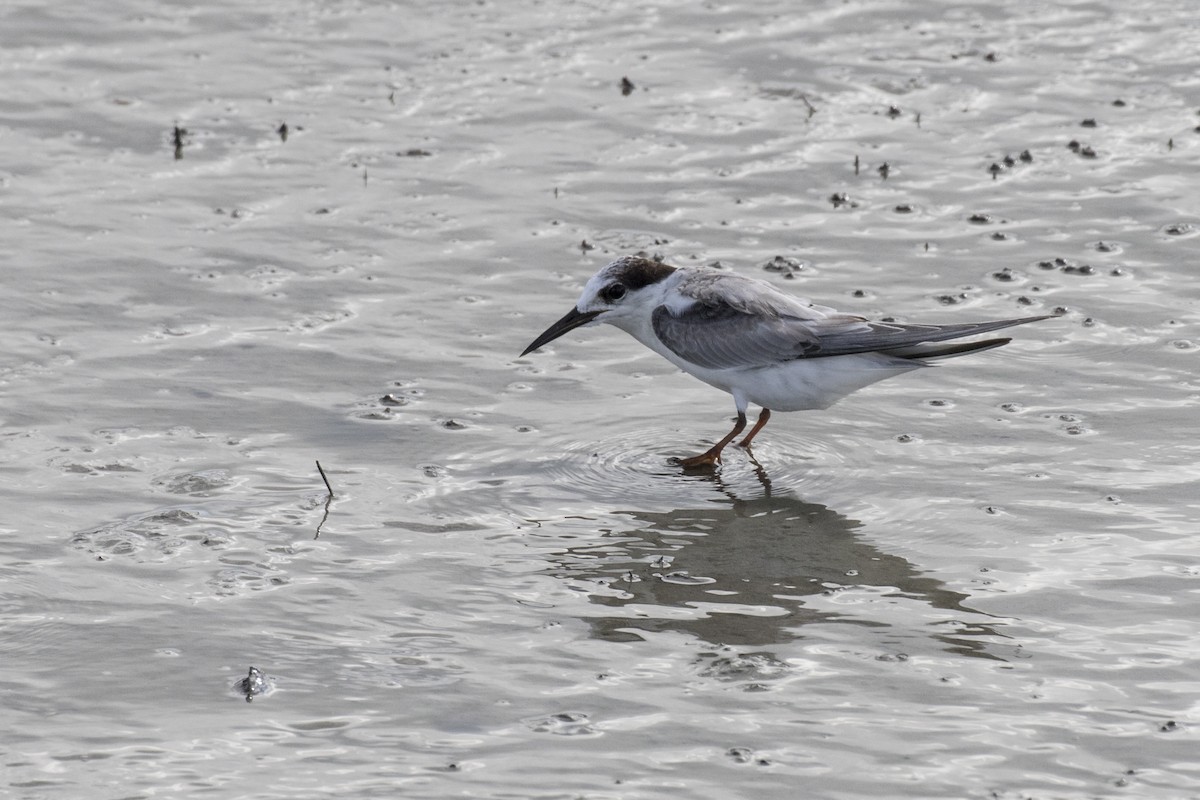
[{"left": 520, "top": 308, "right": 603, "bottom": 356}]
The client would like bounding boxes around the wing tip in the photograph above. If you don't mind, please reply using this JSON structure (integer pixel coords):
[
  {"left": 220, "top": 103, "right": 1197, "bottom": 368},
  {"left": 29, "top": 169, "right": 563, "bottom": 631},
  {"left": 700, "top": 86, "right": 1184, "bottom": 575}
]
[{"left": 893, "top": 337, "right": 1014, "bottom": 360}]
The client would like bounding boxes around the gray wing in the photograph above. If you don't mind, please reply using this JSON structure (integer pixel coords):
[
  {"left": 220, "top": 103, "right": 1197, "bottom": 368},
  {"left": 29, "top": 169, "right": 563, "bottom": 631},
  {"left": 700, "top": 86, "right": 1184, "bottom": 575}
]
[
  {"left": 651, "top": 301, "right": 825, "bottom": 369},
  {"left": 648, "top": 269, "right": 838, "bottom": 369},
  {"left": 651, "top": 292, "right": 1049, "bottom": 370}
]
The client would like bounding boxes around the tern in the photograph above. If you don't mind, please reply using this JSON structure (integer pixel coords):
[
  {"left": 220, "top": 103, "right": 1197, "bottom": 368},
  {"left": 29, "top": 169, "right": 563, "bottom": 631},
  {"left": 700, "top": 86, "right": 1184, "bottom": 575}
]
[{"left": 521, "top": 256, "right": 1050, "bottom": 467}]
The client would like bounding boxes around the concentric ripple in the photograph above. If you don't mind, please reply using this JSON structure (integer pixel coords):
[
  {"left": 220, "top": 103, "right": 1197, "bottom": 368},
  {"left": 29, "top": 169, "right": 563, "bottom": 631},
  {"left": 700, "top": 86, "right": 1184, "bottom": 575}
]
[{"left": 524, "top": 427, "right": 857, "bottom": 506}]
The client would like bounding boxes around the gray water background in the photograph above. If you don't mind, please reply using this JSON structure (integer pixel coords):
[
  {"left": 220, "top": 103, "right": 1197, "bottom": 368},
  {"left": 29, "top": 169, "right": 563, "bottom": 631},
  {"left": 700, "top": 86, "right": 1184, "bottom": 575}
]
[{"left": 2, "top": 0, "right": 1199, "bottom": 797}]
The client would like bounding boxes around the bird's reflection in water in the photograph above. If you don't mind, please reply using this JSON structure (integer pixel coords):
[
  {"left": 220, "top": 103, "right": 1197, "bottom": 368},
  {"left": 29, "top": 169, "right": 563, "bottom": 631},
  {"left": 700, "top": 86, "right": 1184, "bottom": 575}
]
[{"left": 548, "top": 459, "right": 1006, "bottom": 659}]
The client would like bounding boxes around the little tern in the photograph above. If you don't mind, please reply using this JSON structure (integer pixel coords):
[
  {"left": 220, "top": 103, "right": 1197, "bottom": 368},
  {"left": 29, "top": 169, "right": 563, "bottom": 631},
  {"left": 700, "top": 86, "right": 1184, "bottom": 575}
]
[{"left": 521, "top": 256, "right": 1050, "bottom": 467}]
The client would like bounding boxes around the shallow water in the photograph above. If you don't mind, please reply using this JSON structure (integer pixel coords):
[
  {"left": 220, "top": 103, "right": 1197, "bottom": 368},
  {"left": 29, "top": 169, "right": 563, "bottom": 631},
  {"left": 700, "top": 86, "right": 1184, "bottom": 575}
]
[{"left": 2, "top": 0, "right": 1199, "bottom": 797}]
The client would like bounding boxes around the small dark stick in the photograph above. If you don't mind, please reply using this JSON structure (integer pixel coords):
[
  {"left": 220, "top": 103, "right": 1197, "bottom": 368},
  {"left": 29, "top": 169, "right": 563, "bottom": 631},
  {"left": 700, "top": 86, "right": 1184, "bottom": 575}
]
[
  {"left": 173, "top": 125, "right": 187, "bottom": 160},
  {"left": 315, "top": 460, "right": 334, "bottom": 538},
  {"left": 316, "top": 460, "right": 334, "bottom": 497}
]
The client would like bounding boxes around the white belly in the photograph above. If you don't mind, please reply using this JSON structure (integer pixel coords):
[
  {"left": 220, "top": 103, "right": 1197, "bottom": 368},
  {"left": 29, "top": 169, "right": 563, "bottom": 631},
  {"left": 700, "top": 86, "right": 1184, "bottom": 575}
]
[{"left": 664, "top": 351, "right": 921, "bottom": 412}]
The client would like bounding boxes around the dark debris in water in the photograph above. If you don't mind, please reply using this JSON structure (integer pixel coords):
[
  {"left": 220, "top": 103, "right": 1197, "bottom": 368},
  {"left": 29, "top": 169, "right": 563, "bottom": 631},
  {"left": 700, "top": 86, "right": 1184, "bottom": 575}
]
[
  {"left": 726, "top": 747, "right": 772, "bottom": 767},
  {"left": 1035, "top": 257, "right": 1099, "bottom": 276},
  {"left": 1067, "top": 139, "right": 1098, "bottom": 158},
  {"left": 987, "top": 149, "right": 1033, "bottom": 179},
  {"left": 355, "top": 386, "right": 424, "bottom": 420},
  {"left": 236, "top": 666, "right": 273, "bottom": 702},
  {"left": 172, "top": 124, "right": 188, "bottom": 160},
  {"left": 935, "top": 292, "right": 969, "bottom": 305},
  {"left": 829, "top": 192, "right": 857, "bottom": 209},
  {"left": 761, "top": 255, "right": 806, "bottom": 279}
]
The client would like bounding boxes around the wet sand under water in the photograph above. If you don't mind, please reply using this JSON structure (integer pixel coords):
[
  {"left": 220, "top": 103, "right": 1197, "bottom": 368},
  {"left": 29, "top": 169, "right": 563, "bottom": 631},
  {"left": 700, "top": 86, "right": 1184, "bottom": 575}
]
[{"left": 2, "top": 0, "right": 1199, "bottom": 797}]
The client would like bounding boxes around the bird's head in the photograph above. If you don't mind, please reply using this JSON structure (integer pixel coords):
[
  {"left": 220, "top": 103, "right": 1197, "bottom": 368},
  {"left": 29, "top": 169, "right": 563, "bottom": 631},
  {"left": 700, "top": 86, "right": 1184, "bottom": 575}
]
[{"left": 520, "top": 256, "right": 677, "bottom": 356}]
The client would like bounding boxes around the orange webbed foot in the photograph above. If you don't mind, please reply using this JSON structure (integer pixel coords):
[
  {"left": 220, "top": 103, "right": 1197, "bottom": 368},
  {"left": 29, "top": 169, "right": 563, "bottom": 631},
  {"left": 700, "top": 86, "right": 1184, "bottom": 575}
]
[{"left": 675, "top": 451, "right": 722, "bottom": 469}]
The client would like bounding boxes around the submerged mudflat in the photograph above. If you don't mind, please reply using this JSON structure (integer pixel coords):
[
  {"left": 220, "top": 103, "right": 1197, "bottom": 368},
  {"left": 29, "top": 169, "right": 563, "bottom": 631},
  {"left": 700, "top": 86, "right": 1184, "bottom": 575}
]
[{"left": 2, "top": 0, "right": 1198, "bottom": 797}]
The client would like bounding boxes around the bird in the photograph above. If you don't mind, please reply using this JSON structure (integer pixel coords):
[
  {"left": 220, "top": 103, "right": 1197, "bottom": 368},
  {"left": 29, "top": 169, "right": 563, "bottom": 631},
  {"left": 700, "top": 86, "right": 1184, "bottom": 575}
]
[{"left": 520, "top": 256, "right": 1050, "bottom": 467}]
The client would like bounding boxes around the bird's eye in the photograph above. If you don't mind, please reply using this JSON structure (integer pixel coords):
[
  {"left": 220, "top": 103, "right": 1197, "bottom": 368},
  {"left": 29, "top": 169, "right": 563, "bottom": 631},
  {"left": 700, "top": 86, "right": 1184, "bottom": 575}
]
[{"left": 603, "top": 283, "right": 626, "bottom": 303}]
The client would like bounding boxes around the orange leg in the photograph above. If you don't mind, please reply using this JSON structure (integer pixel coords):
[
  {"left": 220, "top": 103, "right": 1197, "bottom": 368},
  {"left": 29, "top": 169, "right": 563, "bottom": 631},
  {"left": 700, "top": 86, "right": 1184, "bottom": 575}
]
[
  {"left": 738, "top": 408, "right": 772, "bottom": 448},
  {"left": 677, "top": 412, "right": 747, "bottom": 468}
]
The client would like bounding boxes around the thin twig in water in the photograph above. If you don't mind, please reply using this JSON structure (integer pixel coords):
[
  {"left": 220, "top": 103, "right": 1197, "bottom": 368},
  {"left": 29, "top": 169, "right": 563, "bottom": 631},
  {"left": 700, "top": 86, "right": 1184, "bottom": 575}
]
[
  {"left": 315, "top": 460, "right": 334, "bottom": 538},
  {"left": 316, "top": 460, "right": 334, "bottom": 497}
]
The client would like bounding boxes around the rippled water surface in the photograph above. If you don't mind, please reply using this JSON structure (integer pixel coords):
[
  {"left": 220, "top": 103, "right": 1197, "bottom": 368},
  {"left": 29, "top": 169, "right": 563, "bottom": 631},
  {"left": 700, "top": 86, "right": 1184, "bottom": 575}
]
[{"left": 3, "top": 0, "right": 1199, "bottom": 797}]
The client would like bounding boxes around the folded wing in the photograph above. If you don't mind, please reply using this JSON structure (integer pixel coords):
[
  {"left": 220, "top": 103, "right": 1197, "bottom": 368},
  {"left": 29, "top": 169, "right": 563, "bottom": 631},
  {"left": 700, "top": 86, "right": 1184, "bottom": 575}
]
[{"left": 651, "top": 278, "right": 1049, "bottom": 370}]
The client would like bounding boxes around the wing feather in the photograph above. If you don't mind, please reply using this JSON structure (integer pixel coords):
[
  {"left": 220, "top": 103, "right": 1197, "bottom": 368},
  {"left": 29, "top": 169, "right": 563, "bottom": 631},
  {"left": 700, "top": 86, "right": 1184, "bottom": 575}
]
[{"left": 651, "top": 272, "right": 1049, "bottom": 370}]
